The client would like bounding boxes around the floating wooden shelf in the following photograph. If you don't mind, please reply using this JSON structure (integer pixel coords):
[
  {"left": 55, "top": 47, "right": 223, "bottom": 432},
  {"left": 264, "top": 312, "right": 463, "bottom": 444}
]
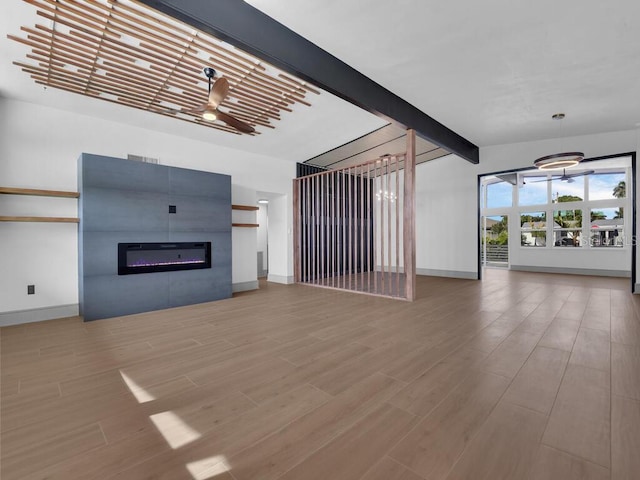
[
  {"left": 0, "top": 186, "right": 79, "bottom": 223},
  {"left": 232, "top": 223, "right": 259, "bottom": 228},
  {"left": 0, "top": 187, "right": 79, "bottom": 198},
  {"left": 232, "top": 204, "right": 259, "bottom": 211},
  {"left": 0, "top": 216, "right": 79, "bottom": 223}
]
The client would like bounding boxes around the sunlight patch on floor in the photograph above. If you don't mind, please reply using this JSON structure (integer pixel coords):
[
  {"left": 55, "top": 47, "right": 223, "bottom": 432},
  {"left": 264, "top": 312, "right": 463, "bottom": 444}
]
[
  {"left": 186, "top": 455, "right": 231, "bottom": 480},
  {"left": 149, "top": 411, "right": 201, "bottom": 449},
  {"left": 119, "top": 370, "right": 156, "bottom": 403}
]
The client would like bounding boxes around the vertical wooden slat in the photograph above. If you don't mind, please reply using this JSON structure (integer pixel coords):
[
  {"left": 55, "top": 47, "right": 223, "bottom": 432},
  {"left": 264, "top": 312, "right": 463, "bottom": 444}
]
[
  {"left": 374, "top": 162, "right": 379, "bottom": 294},
  {"left": 360, "top": 165, "right": 364, "bottom": 292},
  {"left": 353, "top": 167, "right": 358, "bottom": 292},
  {"left": 404, "top": 130, "right": 417, "bottom": 301},
  {"left": 333, "top": 171, "right": 337, "bottom": 287},
  {"left": 347, "top": 167, "right": 352, "bottom": 291},
  {"left": 387, "top": 157, "right": 392, "bottom": 296},
  {"left": 367, "top": 163, "right": 372, "bottom": 293},
  {"left": 330, "top": 171, "right": 334, "bottom": 287},
  {"left": 320, "top": 172, "right": 325, "bottom": 283},
  {"left": 305, "top": 177, "right": 313, "bottom": 283},
  {"left": 323, "top": 172, "right": 327, "bottom": 285},
  {"left": 395, "top": 154, "right": 400, "bottom": 297},
  {"left": 293, "top": 179, "right": 300, "bottom": 283},
  {"left": 341, "top": 170, "right": 346, "bottom": 290},
  {"left": 301, "top": 177, "right": 305, "bottom": 282},
  {"left": 314, "top": 174, "right": 319, "bottom": 284},
  {"left": 336, "top": 172, "right": 340, "bottom": 288},
  {"left": 380, "top": 161, "right": 385, "bottom": 295},
  {"left": 308, "top": 177, "right": 312, "bottom": 283},
  {"left": 309, "top": 176, "right": 318, "bottom": 283}
]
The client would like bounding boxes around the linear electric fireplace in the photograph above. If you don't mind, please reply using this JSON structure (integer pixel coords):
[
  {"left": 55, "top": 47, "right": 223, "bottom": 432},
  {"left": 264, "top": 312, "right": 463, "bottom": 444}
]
[{"left": 118, "top": 242, "right": 211, "bottom": 275}]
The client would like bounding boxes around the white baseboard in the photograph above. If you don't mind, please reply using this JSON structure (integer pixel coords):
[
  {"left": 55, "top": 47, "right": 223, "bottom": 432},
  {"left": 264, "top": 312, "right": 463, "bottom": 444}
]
[
  {"left": 267, "top": 274, "right": 294, "bottom": 284},
  {"left": 232, "top": 280, "right": 259, "bottom": 293},
  {"left": 0, "top": 304, "right": 80, "bottom": 327},
  {"left": 510, "top": 265, "right": 630, "bottom": 278},
  {"left": 416, "top": 268, "right": 478, "bottom": 279}
]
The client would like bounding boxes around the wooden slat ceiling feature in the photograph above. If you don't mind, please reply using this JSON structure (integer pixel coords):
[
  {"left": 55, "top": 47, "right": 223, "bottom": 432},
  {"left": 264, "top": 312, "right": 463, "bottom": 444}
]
[
  {"left": 304, "top": 124, "right": 451, "bottom": 170},
  {"left": 8, "top": 0, "right": 319, "bottom": 135}
]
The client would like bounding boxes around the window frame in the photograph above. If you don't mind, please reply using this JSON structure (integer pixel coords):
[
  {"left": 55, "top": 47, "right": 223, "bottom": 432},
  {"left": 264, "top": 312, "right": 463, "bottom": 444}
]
[
  {"left": 520, "top": 211, "right": 547, "bottom": 248},
  {"left": 514, "top": 166, "right": 630, "bottom": 251}
]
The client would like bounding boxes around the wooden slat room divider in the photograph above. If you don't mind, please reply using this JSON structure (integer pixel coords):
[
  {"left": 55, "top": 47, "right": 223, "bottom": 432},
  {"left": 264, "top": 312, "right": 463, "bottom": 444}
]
[{"left": 294, "top": 130, "right": 416, "bottom": 300}]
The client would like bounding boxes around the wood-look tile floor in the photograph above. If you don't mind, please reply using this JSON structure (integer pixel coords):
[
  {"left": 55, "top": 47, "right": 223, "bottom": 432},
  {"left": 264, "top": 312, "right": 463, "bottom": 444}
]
[{"left": 2, "top": 270, "right": 640, "bottom": 480}]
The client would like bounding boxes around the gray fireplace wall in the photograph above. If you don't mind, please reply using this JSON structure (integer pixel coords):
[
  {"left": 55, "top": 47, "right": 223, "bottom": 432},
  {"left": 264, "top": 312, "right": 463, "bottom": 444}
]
[{"left": 78, "top": 153, "right": 232, "bottom": 321}]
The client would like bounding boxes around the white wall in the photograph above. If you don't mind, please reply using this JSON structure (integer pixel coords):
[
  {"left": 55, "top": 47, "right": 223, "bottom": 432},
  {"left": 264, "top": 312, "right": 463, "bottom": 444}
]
[
  {"left": 0, "top": 98, "right": 294, "bottom": 318},
  {"left": 415, "top": 128, "right": 640, "bottom": 279},
  {"left": 267, "top": 194, "right": 294, "bottom": 284},
  {"left": 416, "top": 154, "right": 479, "bottom": 277},
  {"left": 231, "top": 185, "right": 258, "bottom": 289}
]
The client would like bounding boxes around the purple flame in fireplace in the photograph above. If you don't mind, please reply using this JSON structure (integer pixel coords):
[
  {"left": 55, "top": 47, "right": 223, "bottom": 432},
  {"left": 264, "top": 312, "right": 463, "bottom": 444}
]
[{"left": 118, "top": 242, "right": 211, "bottom": 275}]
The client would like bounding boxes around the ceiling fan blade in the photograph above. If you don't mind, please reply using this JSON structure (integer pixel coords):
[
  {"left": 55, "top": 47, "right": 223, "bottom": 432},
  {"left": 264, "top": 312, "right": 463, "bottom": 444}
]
[
  {"left": 527, "top": 168, "right": 596, "bottom": 183},
  {"left": 208, "top": 76, "right": 229, "bottom": 109},
  {"left": 565, "top": 169, "right": 595, "bottom": 178},
  {"left": 215, "top": 110, "right": 255, "bottom": 134},
  {"left": 528, "top": 177, "right": 556, "bottom": 183}
]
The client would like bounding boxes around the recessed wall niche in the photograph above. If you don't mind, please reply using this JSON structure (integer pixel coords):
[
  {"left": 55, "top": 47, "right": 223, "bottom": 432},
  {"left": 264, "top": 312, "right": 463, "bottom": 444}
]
[{"left": 78, "top": 154, "right": 232, "bottom": 321}]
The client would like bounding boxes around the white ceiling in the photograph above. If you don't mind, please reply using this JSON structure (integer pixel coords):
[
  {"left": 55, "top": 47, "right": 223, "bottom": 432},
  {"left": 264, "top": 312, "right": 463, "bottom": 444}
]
[
  {"left": 2, "top": 0, "right": 640, "bottom": 163},
  {"left": 306, "top": 124, "right": 450, "bottom": 170},
  {"left": 0, "top": 1, "right": 386, "bottom": 162},
  {"left": 247, "top": 0, "right": 640, "bottom": 147}
]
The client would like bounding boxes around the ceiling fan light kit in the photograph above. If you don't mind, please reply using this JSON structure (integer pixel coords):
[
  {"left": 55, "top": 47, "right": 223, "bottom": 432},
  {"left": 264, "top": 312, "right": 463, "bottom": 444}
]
[
  {"left": 534, "top": 113, "right": 584, "bottom": 170},
  {"left": 202, "top": 109, "right": 217, "bottom": 121},
  {"left": 533, "top": 151, "right": 585, "bottom": 170}
]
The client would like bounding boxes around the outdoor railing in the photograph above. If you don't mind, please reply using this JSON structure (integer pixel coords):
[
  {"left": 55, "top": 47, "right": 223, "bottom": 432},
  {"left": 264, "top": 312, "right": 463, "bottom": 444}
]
[{"left": 481, "top": 244, "right": 508, "bottom": 263}]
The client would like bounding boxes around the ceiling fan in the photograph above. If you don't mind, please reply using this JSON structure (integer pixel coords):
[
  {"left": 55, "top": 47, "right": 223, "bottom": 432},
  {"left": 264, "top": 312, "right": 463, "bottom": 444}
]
[
  {"left": 528, "top": 168, "right": 595, "bottom": 183},
  {"left": 187, "top": 67, "right": 255, "bottom": 134}
]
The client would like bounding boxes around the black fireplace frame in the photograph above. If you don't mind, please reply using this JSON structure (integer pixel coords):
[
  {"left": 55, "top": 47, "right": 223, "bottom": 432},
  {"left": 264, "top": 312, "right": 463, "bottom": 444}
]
[{"left": 118, "top": 242, "right": 211, "bottom": 275}]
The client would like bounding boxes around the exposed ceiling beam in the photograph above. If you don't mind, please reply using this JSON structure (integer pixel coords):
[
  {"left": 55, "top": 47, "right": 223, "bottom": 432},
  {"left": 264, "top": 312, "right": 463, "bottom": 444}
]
[{"left": 137, "top": 0, "right": 479, "bottom": 164}]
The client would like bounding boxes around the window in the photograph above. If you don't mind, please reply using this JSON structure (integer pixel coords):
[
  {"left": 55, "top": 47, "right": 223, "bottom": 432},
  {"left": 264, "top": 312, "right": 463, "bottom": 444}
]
[
  {"left": 590, "top": 208, "right": 624, "bottom": 247},
  {"left": 553, "top": 209, "right": 582, "bottom": 247},
  {"left": 481, "top": 157, "right": 630, "bottom": 254},
  {"left": 552, "top": 176, "right": 584, "bottom": 202},
  {"left": 521, "top": 212, "right": 546, "bottom": 247},
  {"left": 486, "top": 180, "right": 512, "bottom": 208},
  {"left": 518, "top": 176, "right": 547, "bottom": 206},
  {"left": 589, "top": 173, "right": 626, "bottom": 200}
]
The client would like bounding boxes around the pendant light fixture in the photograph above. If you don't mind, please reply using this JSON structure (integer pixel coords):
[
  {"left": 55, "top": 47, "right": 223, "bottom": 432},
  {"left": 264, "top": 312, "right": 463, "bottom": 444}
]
[{"left": 533, "top": 113, "right": 584, "bottom": 170}]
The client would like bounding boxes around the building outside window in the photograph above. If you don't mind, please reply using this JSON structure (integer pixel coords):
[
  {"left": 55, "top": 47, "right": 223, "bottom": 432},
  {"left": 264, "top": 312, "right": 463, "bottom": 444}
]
[
  {"left": 553, "top": 208, "right": 582, "bottom": 247},
  {"left": 520, "top": 212, "right": 546, "bottom": 247}
]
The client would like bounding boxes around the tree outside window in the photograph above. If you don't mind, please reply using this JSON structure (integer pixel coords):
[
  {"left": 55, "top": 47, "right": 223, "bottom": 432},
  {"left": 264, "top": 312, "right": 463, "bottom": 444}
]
[{"left": 521, "top": 212, "right": 546, "bottom": 247}]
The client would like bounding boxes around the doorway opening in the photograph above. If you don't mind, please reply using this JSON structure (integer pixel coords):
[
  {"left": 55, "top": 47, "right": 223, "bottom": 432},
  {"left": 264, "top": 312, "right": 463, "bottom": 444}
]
[
  {"left": 256, "top": 196, "right": 269, "bottom": 279},
  {"left": 481, "top": 215, "right": 509, "bottom": 268}
]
